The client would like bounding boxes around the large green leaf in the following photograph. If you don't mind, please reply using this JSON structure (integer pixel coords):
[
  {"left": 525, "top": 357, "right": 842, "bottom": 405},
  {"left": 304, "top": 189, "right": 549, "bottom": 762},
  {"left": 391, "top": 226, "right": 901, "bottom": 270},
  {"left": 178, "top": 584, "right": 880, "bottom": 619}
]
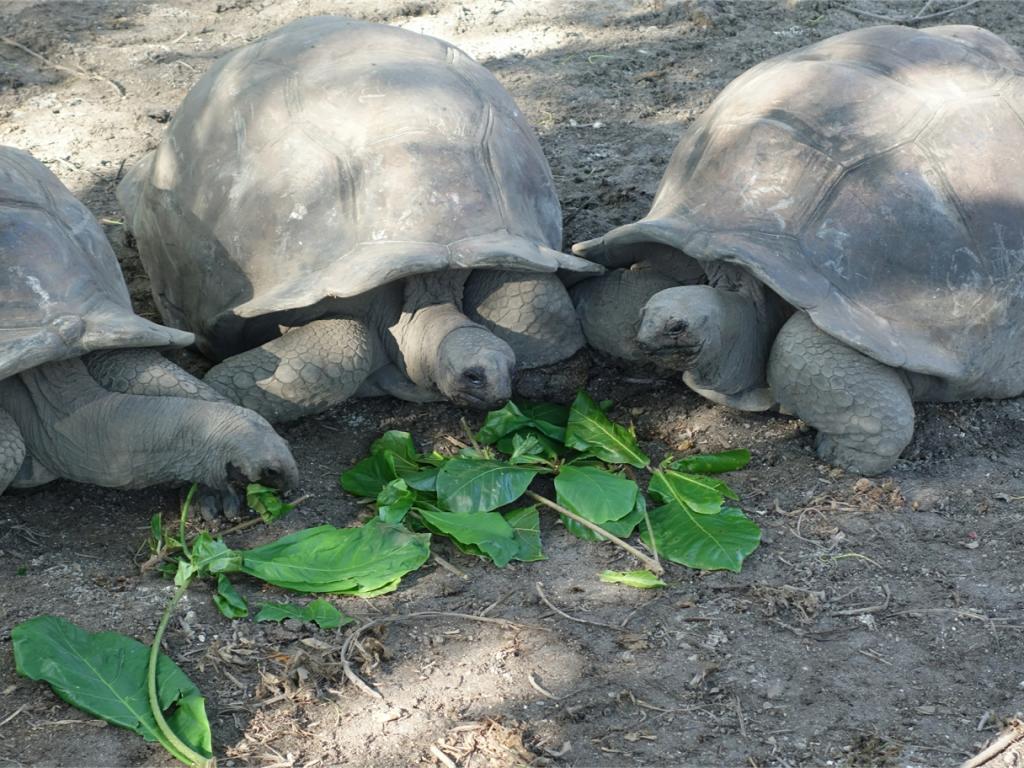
[
  {"left": 667, "top": 449, "right": 751, "bottom": 474},
  {"left": 641, "top": 505, "right": 760, "bottom": 572},
  {"left": 240, "top": 521, "right": 430, "bottom": 595},
  {"left": 12, "top": 616, "right": 212, "bottom": 760},
  {"left": 564, "top": 391, "right": 649, "bottom": 468},
  {"left": 255, "top": 599, "right": 353, "bottom": 630},
  {"left": 505, "top": 506, "right": 545, "bottom": 562},
  {"left": 435, "top": 458, "right": 538, "bottom": 513},
  {"left": 476, "top": 401, "right": 567, "bottom": 445},
  {"left": 554, "top": 465, "right": 638, "bottom": 525},
  {"left": 416, "top": 508, "right": 520, "bottom": 567},
  {"left": 649, "top": 469, "right": 727, "bottom": 516},
  {"left": 562, "top": 492, "right": 647, "bottom": 542}
]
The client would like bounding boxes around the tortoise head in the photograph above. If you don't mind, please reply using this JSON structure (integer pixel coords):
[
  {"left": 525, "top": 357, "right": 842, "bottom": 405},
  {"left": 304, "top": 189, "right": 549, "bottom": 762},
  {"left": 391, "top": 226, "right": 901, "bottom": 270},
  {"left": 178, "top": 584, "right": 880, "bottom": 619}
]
[
  {"left": 637, "top": 285, "right": 723, "bottom": 372},
  {"left": 435, "top": 326, "right": 515, "bottom": 409}
]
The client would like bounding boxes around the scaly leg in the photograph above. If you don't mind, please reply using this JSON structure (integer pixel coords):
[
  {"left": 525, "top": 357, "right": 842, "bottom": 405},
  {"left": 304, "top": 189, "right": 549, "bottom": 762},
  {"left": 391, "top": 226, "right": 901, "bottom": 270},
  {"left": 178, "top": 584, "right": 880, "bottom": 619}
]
[
  {"left": 0, "top": 407, "right": 26, "bottom": 494},
  {"left": 84, "top": 349, "right": 229, "bottom": 402},
  {"left": 204, "top": 318, "right": 377, "bottom": 423},
  {"left": 767, "top": 312, "right": 914, "bottom": 475},
  {"left": 463, "top": 270, "right": 584, "bottom": 369}
]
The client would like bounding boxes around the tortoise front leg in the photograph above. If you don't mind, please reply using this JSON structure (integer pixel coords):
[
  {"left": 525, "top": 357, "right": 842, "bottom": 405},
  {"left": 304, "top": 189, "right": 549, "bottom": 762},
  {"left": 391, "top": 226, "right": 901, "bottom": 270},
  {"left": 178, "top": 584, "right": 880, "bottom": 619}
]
[
  {"left": 767, "top": 312, "right": 914, "bottom": 475},
  {"left": 86, "top": 348, "right": 255, "bottom": 519},
  {"left": 463, "top": 270, "right": 585, "bottom": 368},
  {"left": 204, "top": 317, "right": 378, "bottom": 423},
  {"left": 84, "top": 349, "right": 229, "bottom": 402},
  {"left": 0, "top": 407, "right": 26, "bottom": 494}
]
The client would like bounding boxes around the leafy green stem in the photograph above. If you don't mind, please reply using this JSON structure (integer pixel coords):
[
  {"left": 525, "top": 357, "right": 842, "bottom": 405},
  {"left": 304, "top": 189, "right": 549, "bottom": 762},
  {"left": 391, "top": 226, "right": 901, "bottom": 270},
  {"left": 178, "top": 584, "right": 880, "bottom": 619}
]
[
  {"left": 525, "top": 490, "right": 664, "bottom": 575},
  {"left": 179, "top": 485, "right": 197, "bottom": 562},
  {"left": 147, "top": 583, "right": 211, "bottom": 767},
  {"left": 141, "top": 516, "right": 265, "bottom": 574}
]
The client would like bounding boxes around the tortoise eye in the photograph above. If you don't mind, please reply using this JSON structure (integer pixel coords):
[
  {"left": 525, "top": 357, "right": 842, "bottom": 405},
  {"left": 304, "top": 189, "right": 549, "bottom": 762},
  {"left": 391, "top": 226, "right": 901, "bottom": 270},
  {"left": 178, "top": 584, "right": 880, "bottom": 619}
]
[
  {"left": 463, "top": 368, "right": 485, "bottom": 387},
  {"left": 665, "top": 321, "right": 687, "bottom": 336}
]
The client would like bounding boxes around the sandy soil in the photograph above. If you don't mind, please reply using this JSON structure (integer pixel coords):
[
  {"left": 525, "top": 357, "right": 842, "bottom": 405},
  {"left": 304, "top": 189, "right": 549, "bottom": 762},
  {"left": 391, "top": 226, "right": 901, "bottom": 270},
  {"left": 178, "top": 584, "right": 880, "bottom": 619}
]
[{"left": 2, "top": 1, "right": 1024, "bottom": 766}]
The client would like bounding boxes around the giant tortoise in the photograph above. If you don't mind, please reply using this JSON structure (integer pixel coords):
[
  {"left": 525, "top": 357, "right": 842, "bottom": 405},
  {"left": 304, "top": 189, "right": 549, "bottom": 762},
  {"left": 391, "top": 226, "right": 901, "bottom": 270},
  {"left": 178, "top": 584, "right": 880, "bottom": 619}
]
[
  {"left": 118, "top": 17, "right": 598, "bottom": 423},
  {"left": 0, "top": 146, "right": 297, "bottom": 496},
  {"left": 572, "top": 25, "right": 1024, "bottom": 475}
]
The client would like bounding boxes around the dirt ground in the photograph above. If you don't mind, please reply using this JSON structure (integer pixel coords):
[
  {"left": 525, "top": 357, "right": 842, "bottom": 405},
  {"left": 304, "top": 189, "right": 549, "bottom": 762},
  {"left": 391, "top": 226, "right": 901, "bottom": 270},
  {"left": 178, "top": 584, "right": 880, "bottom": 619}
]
[{"left": 2, "top": 0, "right": 1024, "bottom": 765}]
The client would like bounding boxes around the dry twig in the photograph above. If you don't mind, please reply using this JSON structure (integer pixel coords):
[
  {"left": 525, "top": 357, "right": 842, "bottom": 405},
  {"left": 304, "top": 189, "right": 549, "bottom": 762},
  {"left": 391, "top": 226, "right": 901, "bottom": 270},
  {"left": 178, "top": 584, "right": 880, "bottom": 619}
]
[
  {"left": 0, "top": 35, "right": 125, "bottom": 96},
  {"left": 843, "top": 0, "right": 979, "bottom": 23},
  {"left": 526, "top": 490, "right": 664, "bottom": 575},
  {"left": 534, "top": 581, "right": 622, "bottom": 631}
]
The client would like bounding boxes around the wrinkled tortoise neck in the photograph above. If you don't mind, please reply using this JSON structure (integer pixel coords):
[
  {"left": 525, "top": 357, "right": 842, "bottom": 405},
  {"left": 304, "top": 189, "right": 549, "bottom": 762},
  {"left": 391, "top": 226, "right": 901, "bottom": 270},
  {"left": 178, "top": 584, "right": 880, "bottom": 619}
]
[{"left": 389, "top": 271, "right": 478, "bottom": 389}]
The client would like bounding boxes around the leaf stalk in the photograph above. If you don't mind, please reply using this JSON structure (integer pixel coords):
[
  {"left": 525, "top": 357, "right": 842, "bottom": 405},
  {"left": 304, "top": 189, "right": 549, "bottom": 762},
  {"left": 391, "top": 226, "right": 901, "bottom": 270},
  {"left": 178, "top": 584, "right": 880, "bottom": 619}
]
[{"left": 525, "top": 491, "right": 664, "bottom": 575}]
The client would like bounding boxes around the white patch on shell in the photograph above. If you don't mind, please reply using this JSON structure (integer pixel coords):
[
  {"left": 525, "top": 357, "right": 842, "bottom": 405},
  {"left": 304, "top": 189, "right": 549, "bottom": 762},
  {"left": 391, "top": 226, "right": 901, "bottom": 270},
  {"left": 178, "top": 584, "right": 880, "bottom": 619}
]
[
  {"left": 288, "top": 203, "right": 308, "bottom": 221},
  {"left": 10, "top": 267, "right": 53, "bottom": 307}
]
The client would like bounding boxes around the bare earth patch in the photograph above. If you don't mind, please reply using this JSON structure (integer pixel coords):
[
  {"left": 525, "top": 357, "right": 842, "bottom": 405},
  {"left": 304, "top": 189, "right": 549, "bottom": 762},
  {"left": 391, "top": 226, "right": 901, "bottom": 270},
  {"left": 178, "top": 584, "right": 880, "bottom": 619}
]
[{"left": 2, "top": 1, "right": 1024, "bottom": 765}]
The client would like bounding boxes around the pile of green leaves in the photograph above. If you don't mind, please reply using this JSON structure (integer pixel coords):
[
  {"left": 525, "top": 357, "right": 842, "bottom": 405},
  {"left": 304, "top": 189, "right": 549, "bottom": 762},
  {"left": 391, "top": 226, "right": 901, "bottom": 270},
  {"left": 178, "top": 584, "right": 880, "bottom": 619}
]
[
  {"left": 12, "top": 390, "right": 760, "bottom": 767},
  {"left": 341, "top": 391, "right": 761, "bottom": 574}
]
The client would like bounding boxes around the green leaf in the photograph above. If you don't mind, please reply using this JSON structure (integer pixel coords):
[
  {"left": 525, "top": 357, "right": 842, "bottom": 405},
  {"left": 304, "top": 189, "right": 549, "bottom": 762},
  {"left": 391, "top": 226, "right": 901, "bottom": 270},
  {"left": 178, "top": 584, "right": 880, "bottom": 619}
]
[
  {"left": 600, "top": 569, "right": 666, "bottom": 589},
  {"left": 518, "top": 401, "right": 570, "bottom": 428},
  {"left": 240, "top": 520, "right": 430, "bottom": 595},
  {"left": 505, "top": 506, "right": 545, "bottom": 562},
  {"left": 255, "top": 599, "right": 354, "bottom": 630},
  {"left": 376, "top": 479, "right": 416, "bottom": 524},
  {"left": 212, "top": 575, "right": 248, "bottom": 619},
  {"left": 340, "top": 453, "right": 396, "bottom": 497},
  {"left": 190, "top": 533, "right": 243, "bottom": 575},
  {"left": 564, "top": 391, "right": 650, "bottom": 468},
  {"left": 667, "top": 449, "right": 751, "bottom": 474},
  {"left": 246, "top": 483, "right": 295, "bottom": 523},
  {"left": 507, "top": 433, "right": 553, "bottom": 467},
  {"left": 166, "top": 694, "right": 212, "bottom": 763},
  {"left": 562, "top": 493, "right": 647, "bottom": 542},
  {"left": 416, "top": 507, "right": 519, "bottom": 567},
  {"left": 371, "top": 430, "right": 417, "bottom": 462},
  {"left": 401, "top": 466, "right": 439, "bottom": 492},
  {"left": 641, "top": 505, "right": 760, "bottom": 572},
  {"left": 554, "top": 465, "right": 639, "bottom": 525},
  {"left": 173, "top": 559, "right": 196, "bottom": 590},
  {"left": 342, "top": 431, "right": 441, "bottom": 496},
  {"left": 476, "top": 401, "right": 567, "bottom": 445},
  {"left": 496, "top": 429, "right": 564, "bottom": 460},
  {"left": 149, "top": 513, "right": 163, "bottom": 552},
  {"left": 649, "top": 469, "right": 726, "bottom": 515},
  {"left": 436, "top": 458, "right": 538, "bottom": 513},
  {"left": 12, "top": 616, "right": 212, "bottom": 762}
]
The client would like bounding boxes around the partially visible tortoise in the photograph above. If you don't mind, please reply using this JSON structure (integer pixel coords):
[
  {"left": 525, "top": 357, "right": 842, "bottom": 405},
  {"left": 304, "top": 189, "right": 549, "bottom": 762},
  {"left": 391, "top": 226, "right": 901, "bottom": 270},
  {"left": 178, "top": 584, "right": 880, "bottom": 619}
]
[
  {"left": 118, "top": 17, "right": 598, "bottom": 423},
  {"left": 572, "top": 25, "right": 1024, "bottom": 475},
  {"left": 0, "top": 146, "right": 298, "bottom": 496}
]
